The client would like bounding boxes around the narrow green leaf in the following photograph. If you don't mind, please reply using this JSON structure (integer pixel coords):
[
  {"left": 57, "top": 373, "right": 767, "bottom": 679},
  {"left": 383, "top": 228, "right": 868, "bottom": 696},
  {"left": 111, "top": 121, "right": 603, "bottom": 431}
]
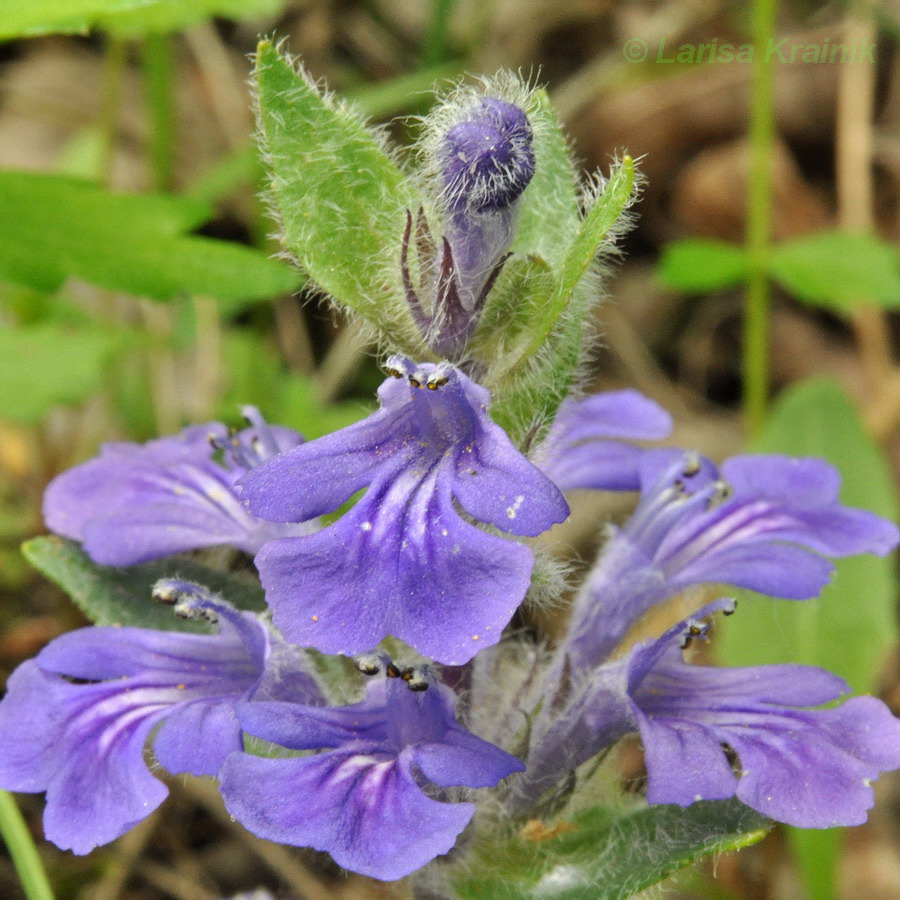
[
  {"left": 254, "top": 42, "right": 420, "bottom": 346},
  {"left": 717, "top": 378, "right": 897, "bottom": 694},
  {"left": 0, "top": 791, "right": 55, "bottom": 900},
  {"left": 769, "top": 231, "right": 900, "bottom": 313},
  {"left": 0, "top": 172, "right": 301, "bottom": 302},
  {"left": 659, "top": 239, "right": 749, "bottom": 292},
  {"left": 99, "top": 0, "right": 284, "bottom": 36},
  {"left": 0, "top": 0, "right": 146, "bottom": 39},
  {"left": 509, "top": 90, "right": 580, "bottom": 266},
  {"left": 454, "top": 800, "right": 769, "bottom": 900},
  {"left": 22, "top": 536, "right": 265, "bottom": 631},
  {"left": 515, "top": 157, "right": 635, "bottom": 367},
  {"left": 0, "top": 0, "right": 284, "bottom": 40},
  {"left": 0, "top": 323, "right": 119, "bottom": 424},
  {"left": 788, "top": 827, "right": 841, "bottom": 900}
]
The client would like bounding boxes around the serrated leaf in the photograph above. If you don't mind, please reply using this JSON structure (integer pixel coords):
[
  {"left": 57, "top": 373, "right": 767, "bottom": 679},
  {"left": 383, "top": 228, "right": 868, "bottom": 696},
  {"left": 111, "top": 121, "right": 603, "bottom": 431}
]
[
  {"left": 454, "top": 799, "right": 769, "bottom": 900},
  {"left": 22, "top": 536, "right": 265, "bottom": 631},
  {"left": 0, "top": 172, "right": 301, "bottom": 302},
  {"left": 769, "top": 231, "right": 900, "bottom": 313},
  {"left": 659, "top": 239, "right": 749, "bottom": 292},
  {"left": 717, "top": 377, "right": 897, "bottom": 694},
  {"left": 0, "top": 323, "right": 120, "bottom": 424},
  {"left": 254, "top": 42, "right": 420, "bottom": 346}
]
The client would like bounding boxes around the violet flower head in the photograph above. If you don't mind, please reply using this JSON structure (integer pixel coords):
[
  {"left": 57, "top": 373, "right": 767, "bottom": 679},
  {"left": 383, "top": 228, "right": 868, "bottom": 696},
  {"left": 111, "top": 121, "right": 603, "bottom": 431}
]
[
  {"left": 519, "top": 600, "right": 900, "bottom": 827},
  {"left": 220, "top": 659, "right": 524, "bottom": 881},
  {"left": 567, "top": 450, "right": 899, "bottom": 670},
  {"left": 0, "top": 580, "right": 319, "bottom": 854},
  {"left": 403, "top": 95, "right": 535, "bottom": 357},
  {"left": 440, "top": 97, "right": 535, "bottom": 216},
  {"left": 43, "top": 407, "right": 311, "bottom": 566},
  {"left": 535, "top": 389, "right": 673, "bottom": 492},
  {"left": 240, "top": 357, "right": 569, "bottom": 665},
  {"left": 602, "top": 603, "right": 900, "bottom": 827}
]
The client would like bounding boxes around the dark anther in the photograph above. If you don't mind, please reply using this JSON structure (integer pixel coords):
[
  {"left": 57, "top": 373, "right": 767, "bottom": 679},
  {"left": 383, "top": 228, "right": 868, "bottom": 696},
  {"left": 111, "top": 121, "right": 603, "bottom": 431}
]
[
  {"left": 153, "top": 584, "right": 179, "bottom": 605},
  {"left": 408, "top": 377, "right": 422, "bottom": 389},
  {"left": 385, "top": 367, "right": 403, "bottom": 379},
  {"left": 355, "top": 655, "right": 382, "bottom": 676},
  {"left": 385, "top": 662, "right": 402, "bottom": 679}
]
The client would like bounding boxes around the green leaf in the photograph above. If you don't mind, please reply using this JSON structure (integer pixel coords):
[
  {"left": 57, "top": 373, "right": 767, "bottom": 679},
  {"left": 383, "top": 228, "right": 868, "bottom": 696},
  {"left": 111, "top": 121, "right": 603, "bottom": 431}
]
[
  {"left": 769, "top": 231, "right": 900, "bottom": 313},
  {"left": 515, "top": 157, "right": 635, "bottom": 368},
  {"left": 99, "top": 0, "right": 284, "bottom": 36},
  {"left": 717, "top": 377, "right": 897, "bottom": 694},
  {"left": 253, "top": 42, "right": 420, "bottom": 347},
  {"left": 0, "top": 172, "right": 301, "bottom": 302},
  {"left": 273, "top": 376, "right": 371, "bottom": 440},
  {"left": 22, "top": 536, "right": 265, "bottom": 631},
  {"left": 486, "top": 159, "right": 636, "bottom": 438},
  {"left": 659, "top": 239, "right": 749, "bottom": 292},
  {"left": 454, "top": 800, "right": 769, "bottom": 900},
  {"left": 0, "top": 323, "right": 120, "bottom": 424},
  {"left": 0, "top": 0, "right": 146, "bottom": 39},
  {"left": 0, "top": 0, "right": 283, "bottom": 40},
  {"left": 509, "top": 90, "right": 580, "bottom": 266}
]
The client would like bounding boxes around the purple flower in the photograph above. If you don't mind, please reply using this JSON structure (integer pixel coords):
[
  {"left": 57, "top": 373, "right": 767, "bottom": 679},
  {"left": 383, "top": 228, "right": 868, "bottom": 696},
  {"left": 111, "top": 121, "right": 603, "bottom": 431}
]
[
  {"left": 43, "top": 407, "right": 310, "bottom": 566},
  {"left": 240, "top": 357, "right": 568, "bottom": 665},
  {"left": 220, "top": 660, "right": 524, "bottom": 881},
  {"left": 566, "top": 451, "right": 899, "bottom": 670},
  {"left": 404, "top": 96, "right": 535, "bottom": 357},
  {"left": 0, "top": 581, "right": 319, "bottom": 854},
  {"left": 534, "top": 389, "right": 673, "bottom": 492},
  {"left": 519, "top": 601, "right": 900, "bottom": 827},
  {"left": 604, "top": 604, "right": 900, "bottom": 827}
]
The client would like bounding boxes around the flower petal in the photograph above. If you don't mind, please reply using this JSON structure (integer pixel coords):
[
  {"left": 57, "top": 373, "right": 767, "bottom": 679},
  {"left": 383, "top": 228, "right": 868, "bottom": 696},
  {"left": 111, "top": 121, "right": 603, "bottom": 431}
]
[
  {"left": 221, "top": 749, "right": 473, "bottom": 881},
  {"left": 255, "top": 464, "right": 534, "bottom": 665},
  {"left": 537, "top": 390, "right": 673, "bottom": 492}
]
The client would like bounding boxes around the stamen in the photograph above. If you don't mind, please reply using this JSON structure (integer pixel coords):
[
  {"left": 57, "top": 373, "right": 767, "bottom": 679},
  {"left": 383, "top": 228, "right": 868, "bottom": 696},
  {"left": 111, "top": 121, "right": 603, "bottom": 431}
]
[{"left": 355, "top": 654, "right": 383, "bottom": 676}]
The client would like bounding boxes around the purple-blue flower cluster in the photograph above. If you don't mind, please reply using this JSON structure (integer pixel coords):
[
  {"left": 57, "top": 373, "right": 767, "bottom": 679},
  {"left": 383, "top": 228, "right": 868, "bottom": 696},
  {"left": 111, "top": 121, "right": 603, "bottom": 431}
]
[{"left": 2, "top": 73, "right": 900, "bottom": 891}]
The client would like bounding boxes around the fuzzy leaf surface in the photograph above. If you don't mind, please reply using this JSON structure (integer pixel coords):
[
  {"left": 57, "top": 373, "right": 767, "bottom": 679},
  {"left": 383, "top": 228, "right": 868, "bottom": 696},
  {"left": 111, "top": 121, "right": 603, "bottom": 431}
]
[
  {"left": 254, "top": 41, "right": 420, "bottom": 346},
  {"left": 454, "top": 799, "right": 769, "bottom": 900},
  {"left": 517, "top": 156, "right": 635, "bottom": 364},
  {"left": 22, "top": 536, "right": 265, "bottom": 631},
  {"left": 509, "top": 90, "right": 580, "bottom": 266}
]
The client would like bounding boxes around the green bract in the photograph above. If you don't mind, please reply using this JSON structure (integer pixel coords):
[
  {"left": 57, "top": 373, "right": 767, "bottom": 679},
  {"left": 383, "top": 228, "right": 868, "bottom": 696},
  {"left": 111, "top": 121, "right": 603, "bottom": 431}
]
[{"left": 253, "top": 42, "right": 639, "bottom": 439}]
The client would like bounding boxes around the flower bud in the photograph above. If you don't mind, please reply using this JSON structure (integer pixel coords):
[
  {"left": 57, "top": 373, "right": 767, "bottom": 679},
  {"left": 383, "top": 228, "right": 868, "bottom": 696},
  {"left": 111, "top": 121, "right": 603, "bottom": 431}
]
[
  {"left": 402, "top": 85, "right": 537, "bottom": 359},
  {"left": 439, "top": 97, "right": 535, "bottom": 214}
]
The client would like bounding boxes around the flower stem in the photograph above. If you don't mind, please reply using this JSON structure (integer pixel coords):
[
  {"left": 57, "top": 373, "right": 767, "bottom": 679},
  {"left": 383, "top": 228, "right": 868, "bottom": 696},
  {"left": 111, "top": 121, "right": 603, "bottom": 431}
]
[
  {"left": 142, "top": 32, "right": 176, "bottom": 192},
  {"left": 422, "top": 0, "right": 456, "bottom": 65},
  {"left": 0, "top": 790, "right": 54, "bottom": 900},
  {"left": 98, "top": 35, "right": 126, "bottom": 186},
  {"left": 744, "top": 0, "right": 778, "bottom": 436}
]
